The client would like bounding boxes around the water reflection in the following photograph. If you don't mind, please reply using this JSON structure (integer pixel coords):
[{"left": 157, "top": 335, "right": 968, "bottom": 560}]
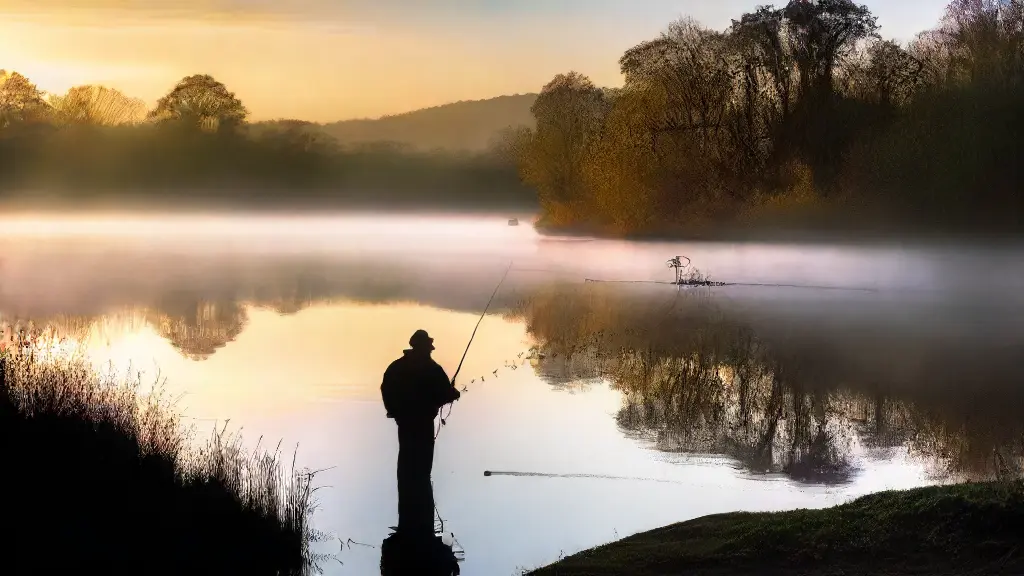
[
  {"left": 147, "top": 296, "right": 249, "bottom": 360},
  {"left": 0, "top": 251, "right": 533, "bottom": 364},
  {"left": 380, "top": 485, "right": 463, "bottom": 576},
  {"left": 6, "top": 271, "right": 1024, "bottom": 487},
  {"left": 380, "top": 529, "right": 461, "bottom": 576},
  {"left": 4, "top": 223, "right": 1024, "bottom": 574},
  {"left": 6, "top": 272, "right": 1024, "bottom": 486},
  {"left": 513, "top": 284, "right": 1024, "bottom": 484}
]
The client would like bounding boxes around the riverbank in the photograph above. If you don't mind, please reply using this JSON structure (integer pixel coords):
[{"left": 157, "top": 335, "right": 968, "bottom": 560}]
[
  {"left": 527, "top": 482, "right": 1024, "bottom": 576},
  {"left": 0, "top": 352, "right": 316, "bottom": 576},
  {"left": 534, "top": 215, "right": 1024, "bottom": 248}
]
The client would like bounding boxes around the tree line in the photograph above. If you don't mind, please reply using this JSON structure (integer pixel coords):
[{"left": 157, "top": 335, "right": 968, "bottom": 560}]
[
  {"left": 508, "top": 0, "right": 1024, "bottom": 237},
  {"left": 0, "top": 73, "right": 531, "bottom": 210}
]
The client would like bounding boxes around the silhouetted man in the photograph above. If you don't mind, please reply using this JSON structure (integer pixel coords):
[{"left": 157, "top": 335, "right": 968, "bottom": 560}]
[{"left": 381, "top": 329, "right": 460, "bottom": 534}]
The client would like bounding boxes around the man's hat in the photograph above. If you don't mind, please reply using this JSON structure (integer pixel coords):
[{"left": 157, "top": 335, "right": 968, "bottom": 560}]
[{"left": 409, "top": 329, "right": 435, "bottom": 351}]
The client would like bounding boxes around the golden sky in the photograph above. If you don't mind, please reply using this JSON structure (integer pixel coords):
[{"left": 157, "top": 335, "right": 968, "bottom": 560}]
[{"left": 0, "top": 0, "right": 950, "bottom": 122}]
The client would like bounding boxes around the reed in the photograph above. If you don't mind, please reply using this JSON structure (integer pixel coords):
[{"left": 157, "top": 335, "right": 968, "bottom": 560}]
[{"left": 0, "top": 350, "right": 320, "bottom": 576}]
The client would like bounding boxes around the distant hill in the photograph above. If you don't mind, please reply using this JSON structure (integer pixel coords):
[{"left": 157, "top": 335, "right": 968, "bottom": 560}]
[{"left": 320, "top": 94, "right": 537, "bottom": 152}]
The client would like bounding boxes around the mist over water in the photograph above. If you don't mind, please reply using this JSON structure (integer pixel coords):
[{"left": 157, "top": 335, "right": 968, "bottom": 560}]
[
  {"left": 3, "top": 212, "right": 1024, "bottom": 575},
  {"left": 3, "top": 212, "right": 1024, "bottom": 315}
]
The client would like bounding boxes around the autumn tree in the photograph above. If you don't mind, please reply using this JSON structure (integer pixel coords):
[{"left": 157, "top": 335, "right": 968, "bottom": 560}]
[
  {"left": 518, "top": 72, "right": 608, "bottom": 224},
  {"left": 613, "top": 20, "right": 747, "bottom": 226},
  {"left": 0, "top": 71, "right": 48, "bottom": 129},
  {"left": 48, "top": 85, "right": 147, "bottom": 127},
  {"left": 148, "top": 74, "right": 248, "bottom": 132},
  {"left": 582, "top": 88, "right": 662, "bottom": 233},
  {"left": 619, "top": 19, "right": 735, "bottom": 159}
]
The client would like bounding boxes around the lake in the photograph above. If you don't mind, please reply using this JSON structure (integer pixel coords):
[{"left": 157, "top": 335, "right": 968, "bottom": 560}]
[{"left": 3, "top": 212, "right": 1024, "bottom": 575}]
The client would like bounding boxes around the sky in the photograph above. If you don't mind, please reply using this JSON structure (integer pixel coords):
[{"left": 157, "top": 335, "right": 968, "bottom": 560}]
[{"left": 0, "top": 0, "right": 952, "bottom": 123}]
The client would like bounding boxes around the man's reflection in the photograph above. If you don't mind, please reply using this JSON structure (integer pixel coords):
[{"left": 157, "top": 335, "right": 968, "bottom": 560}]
[{"left": 379, "top": 482, "right": 461, "bottom": 576}]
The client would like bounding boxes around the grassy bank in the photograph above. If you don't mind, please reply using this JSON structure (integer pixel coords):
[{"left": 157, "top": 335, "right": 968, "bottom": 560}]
[
  {"left": 528, "top": 482, "right": 1024, "bottom": 576},
  {"left": 0, "top": 352, "right": 317, "bottom": 576}
]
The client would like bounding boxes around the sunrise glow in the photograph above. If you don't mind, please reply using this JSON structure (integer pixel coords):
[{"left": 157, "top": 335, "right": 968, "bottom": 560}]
[{"left": 0, "top": 1, "right": 950, "bottom": 122}]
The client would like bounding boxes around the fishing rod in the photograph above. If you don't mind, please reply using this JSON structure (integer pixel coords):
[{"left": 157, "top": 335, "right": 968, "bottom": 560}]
[
  {"left": 452, "top": 260, "right": 514, "bottom": 387},
  {"left": 435, "top": 261, "right": 514, "bottom": 439}
]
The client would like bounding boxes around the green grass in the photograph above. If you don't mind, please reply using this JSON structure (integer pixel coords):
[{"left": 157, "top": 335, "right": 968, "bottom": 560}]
[
  {"left": 528, "top": 482, "right": 1024, "bottom": 576},
  {"left": 0, "top": 349, "right": 321, "bottom": 576}
]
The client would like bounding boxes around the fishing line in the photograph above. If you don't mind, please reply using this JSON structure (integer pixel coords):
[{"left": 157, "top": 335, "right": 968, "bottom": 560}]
[{"left": 435, "top": 261, "right": 514, "bottom": 440}]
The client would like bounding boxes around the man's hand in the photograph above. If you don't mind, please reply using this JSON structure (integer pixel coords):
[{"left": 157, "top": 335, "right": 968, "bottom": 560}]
[{"left": 446, "top": 383, "right": 461, "bottom": 403}]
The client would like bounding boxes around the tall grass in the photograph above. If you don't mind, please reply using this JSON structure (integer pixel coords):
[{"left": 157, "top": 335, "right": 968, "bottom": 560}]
[{"left": 0, "top": 350, "right": 320, "bottom": 576}]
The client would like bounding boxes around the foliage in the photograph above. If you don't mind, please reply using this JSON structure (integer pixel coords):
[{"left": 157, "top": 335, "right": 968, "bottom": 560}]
[
  {"left": 0, "top": 70, "right": 48, "bottom": 129},
  {"left": 0, "top": 72, "right": 532, "bottom": 210},
  {"left": 148, "top": 74, "right": 249, "bottom": 132},
  {"left": 511, "top": 0, "right": 1024, "bottom": 237},
  {"left": 48, "top": 85, "right": 147, "bottom": 127}
]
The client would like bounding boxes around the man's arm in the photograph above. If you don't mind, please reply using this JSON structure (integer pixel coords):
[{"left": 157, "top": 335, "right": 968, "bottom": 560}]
[{"left": 430, "top": 363, "right": 460, "bottom": 408}]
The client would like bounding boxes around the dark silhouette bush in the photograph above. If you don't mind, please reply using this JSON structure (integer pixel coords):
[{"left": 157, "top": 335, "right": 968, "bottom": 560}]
[{"left": 0, "top": 352, "right": 316, "bottom": 576}]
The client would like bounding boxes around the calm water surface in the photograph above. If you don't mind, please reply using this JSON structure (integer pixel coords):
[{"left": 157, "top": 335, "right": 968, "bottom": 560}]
[{"left": 3, "top": 213, "right": 1023, "bottom": 575}]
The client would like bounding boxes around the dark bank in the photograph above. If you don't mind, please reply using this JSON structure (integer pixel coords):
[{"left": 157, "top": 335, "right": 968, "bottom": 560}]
[
  {"left": 0, "top": 349, "right": 315, "bottom": 576},
  {"left": 509, "top": 279, "right": 1024, "bottom": 574},
  {"left": 527, "top": 481, "right": 1024, "bottom": 576}
]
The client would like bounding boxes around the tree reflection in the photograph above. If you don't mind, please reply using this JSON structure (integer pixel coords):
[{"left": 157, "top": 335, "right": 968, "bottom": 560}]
[
  {"left": 145, "top": 294, "right": 249, "bottom": 361},
  {"left": 514, "top": 284, "right": 1024, "bottom": 485},
  {"left": 7, "top": 272, "right": 1024, "bottom": 485}
]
